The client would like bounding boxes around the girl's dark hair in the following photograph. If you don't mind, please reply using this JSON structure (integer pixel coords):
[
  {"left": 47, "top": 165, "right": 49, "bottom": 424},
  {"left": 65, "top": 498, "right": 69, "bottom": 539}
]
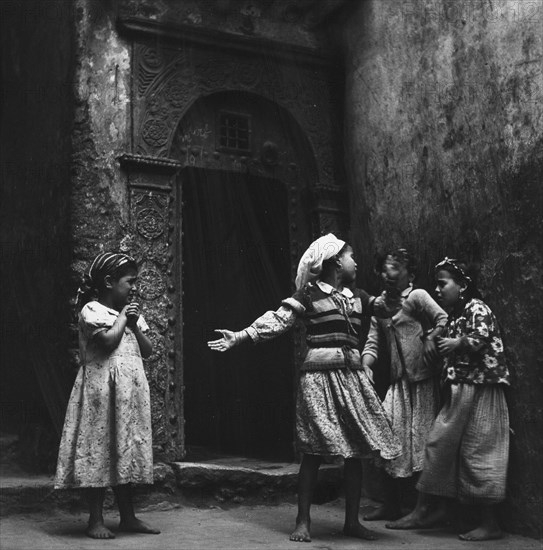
[
  {"left": 388, "top": 248, "right": 418, "bottom": 278},
  {"left": 434, "top": 258, "right": 481, "bottom": 300},
  {"left": 374, "top": 248, "right": 417, "bottom": 279},
  {"left": 76, "top": 256, "right": 138, "bottom": 311}
]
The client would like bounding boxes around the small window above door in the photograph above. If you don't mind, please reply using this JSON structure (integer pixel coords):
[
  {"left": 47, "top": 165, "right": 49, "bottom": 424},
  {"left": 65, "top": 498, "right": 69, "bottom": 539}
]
[{"left": 217, "top": 111, "right": 252, "bottom": 154}]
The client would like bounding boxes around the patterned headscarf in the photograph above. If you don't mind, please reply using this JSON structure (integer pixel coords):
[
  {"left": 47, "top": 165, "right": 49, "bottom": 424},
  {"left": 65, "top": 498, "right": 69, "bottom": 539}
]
[
  {"left": 295, "top": 233, "right": 346, "bottom": 290},
  {"left": 434, "top": 257, "right": 472, "bottom": 284}
]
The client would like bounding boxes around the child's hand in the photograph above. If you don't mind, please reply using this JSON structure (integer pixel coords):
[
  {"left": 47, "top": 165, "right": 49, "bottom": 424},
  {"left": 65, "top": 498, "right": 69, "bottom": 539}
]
[
  {"left": 207, "top": 329, "right": 236, "bottom": 352},
  {"left": 374, "top": 292, "right": 400, "bottom": 318},
  {"left": 125, "top": 302, "right": 141, "bottom": 328},
  {"left": 423, "top": 338, "right": 440, "bottom": 366},
  {"left": 437, "top": 337, "right": 461, "bottom": 356},
  {"left": 361, "top": 362, "right": 375, "bottom": 384}
]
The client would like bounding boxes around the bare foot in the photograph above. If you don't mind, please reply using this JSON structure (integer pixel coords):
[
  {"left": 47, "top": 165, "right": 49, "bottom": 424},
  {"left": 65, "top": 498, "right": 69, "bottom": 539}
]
[
  {"left": 364, "top": 504, "right": 402, "bottom": 521},
  {"left": 344, "top": 521, "right": 378, "bottom": 540},
  {"left": 386, "top": 507, "right": 447, "bottom": 530},
  {"left": 290, "top": 520, "right": 311, "bottom": 542},
  {"left": 118, "top": 518, "right": 160, "bottom": 534},
  {"left": 87, "top": 521, "right": 115, "bottom": 539},
  {"left": 459, "top": 526, "right": 504, "bottom": 541}
]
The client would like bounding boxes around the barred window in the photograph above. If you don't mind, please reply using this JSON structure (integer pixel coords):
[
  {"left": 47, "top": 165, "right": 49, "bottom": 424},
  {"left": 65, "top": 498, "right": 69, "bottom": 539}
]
[{"left": 218, "top": 111, "right": 251, "bottom": 152}]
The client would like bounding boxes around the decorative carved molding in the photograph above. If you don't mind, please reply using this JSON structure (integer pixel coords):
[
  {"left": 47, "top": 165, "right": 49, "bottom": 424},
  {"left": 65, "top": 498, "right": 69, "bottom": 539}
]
[
  {"left": 118, "top": 16, "right": 333, "bottom": 68},
  {"left": 138, "top": 263, "right": 167, "bottom": 300},
  {"left": 128, "top": 41, "right": 337, "bottom": 188},
  {"left": 119, "top": 153, "right": 183, "bottom": 176},
  {"left": 125, "top": 184, "right": 178, "bottom": 459},
  {"left": 136, "top": 207, "right": 166, "bottom": 240}
]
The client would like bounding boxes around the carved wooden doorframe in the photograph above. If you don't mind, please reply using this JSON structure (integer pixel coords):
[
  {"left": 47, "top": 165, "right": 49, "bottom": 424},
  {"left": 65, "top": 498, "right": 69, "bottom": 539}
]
[{"left": 119, "top": 19, "right": 348, "bottom": 460}]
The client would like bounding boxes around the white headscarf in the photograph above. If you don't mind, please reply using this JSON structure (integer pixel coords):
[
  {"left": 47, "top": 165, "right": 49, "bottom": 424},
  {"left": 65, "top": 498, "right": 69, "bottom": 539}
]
[{"left": 295, "top": 233, "right": 346, "bottom": 290}]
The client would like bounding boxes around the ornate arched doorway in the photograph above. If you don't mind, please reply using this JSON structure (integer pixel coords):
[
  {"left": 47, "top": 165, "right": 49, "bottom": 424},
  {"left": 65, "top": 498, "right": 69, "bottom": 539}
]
[
  {"left": 171, "top": 91, "right": 316, "bottom": 460},
  {"left": 119, "top": 25, "right": 348, "bottom": 461}
]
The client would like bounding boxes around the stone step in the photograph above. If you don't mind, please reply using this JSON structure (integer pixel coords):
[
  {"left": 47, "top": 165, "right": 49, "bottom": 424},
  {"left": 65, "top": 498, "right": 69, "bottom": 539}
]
[{"left": 0, "top": 460, "right": 343, "bottom": 516}]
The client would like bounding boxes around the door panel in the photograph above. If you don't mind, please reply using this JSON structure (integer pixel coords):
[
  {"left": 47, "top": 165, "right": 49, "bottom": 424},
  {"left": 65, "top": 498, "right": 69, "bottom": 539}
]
[{"left": 182, "top": 167, "right": 293, "bottom": 460}]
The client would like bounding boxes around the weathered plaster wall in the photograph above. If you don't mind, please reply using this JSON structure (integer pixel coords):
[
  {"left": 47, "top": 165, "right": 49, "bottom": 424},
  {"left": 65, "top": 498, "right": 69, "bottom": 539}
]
[
  {"left": 71, "top": 0, "right": 131, "bottom": 258},
  {"left": 0, "top": 0, "right": 75, "bottom": 467},
  {"left": 341, "top": 0, "right": 543, "bottom": 538}
]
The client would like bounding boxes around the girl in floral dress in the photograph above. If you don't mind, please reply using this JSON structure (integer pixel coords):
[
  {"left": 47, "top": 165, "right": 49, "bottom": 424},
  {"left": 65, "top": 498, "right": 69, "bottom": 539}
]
[
  {"left": 388, "top": 258, "right": 510, "bottom": 541},
  {"left": 55, "top": 253, "right": 160, "bottom": 539},
  {"left": 208, "top": 234, "right": 401, "bottom": 543},
  {"left": 362, "top": 249, "right": 447, "bottom": 520}
]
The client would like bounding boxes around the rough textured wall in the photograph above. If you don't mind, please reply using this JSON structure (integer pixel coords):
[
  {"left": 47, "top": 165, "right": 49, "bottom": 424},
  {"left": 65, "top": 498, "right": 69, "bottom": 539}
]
[
  {"left": 0, "top": 0, "right": 75, "bottom": 468},
  {"left": 71, "top": 0, "right": 131, "bottom": 256},
  {"left": 342, "top": 0, "right": 542, "bottom": 538}
]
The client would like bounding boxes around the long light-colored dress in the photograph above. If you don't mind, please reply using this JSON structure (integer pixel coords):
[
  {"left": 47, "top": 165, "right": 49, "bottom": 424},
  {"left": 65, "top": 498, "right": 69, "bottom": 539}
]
[
  {"left": 55, "top": 301, "right": 154, "bottom": 488},
  {"left": 362, "top": 286, "right": 447, "bottom": 477}
]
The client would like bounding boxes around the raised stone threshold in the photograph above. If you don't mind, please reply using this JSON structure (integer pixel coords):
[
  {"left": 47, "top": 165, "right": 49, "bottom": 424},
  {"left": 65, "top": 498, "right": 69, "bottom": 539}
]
[{"left": 0, "top": 460, "right": 342, "bottom": 516}]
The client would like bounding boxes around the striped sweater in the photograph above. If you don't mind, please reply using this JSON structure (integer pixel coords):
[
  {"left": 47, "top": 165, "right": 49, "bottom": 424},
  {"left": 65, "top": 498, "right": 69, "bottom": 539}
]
[{"left": 245, "top": 281, "right": 375, "bottom": 371}]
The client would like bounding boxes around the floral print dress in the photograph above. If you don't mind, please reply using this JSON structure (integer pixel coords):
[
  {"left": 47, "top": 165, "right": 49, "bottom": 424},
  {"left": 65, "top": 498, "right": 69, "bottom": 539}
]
[
  {"left": 55, "top": 301, "right": 154, "bottom": 489},
  {"left": 443, "top": 298, "right": 510, "bottom": 386}
]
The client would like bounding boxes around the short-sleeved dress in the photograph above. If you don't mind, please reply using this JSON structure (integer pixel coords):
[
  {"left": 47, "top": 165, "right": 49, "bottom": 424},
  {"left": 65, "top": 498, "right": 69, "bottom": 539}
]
[
  {"left": 55, "top": 301, "right": 154, "bottom": 489},
  {"left": 245, "top": 281, "right": 401, "bottom": 460}
]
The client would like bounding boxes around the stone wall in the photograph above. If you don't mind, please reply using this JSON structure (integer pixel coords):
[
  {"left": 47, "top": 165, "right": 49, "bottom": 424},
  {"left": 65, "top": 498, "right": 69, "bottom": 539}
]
[
  {"left": 340, "top": 0, "right": 543, "bottom": 538},
  {"left": 71, "top": 0, "right": 131, "bottom": 256}
]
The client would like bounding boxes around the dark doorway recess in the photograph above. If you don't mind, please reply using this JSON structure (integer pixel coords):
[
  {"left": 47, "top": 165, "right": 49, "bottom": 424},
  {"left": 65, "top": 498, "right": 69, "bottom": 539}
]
[{"left": 181, "top": 167, "right": 294, "bottom": 461}]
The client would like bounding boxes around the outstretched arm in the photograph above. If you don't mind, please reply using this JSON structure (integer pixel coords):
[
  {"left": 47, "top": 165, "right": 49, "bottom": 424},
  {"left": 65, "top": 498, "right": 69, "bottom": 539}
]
[
  {"left": 207, "top": 300, "right": 303, "bottom": 353},
  {"left": 208, "top": 329, "right": 250, "bottom": 352}
]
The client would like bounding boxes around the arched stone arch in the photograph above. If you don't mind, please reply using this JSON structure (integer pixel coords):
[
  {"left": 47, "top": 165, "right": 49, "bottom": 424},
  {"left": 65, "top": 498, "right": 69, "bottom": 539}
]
[{"left": 133, "top": 41, "right": 335, "bottom": 187}]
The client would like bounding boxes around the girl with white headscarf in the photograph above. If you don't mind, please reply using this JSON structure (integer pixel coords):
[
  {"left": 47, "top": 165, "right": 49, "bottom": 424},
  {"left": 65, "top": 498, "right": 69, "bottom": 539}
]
[{"left": 209, "top": 234, "right": 400, "bottom": 543}]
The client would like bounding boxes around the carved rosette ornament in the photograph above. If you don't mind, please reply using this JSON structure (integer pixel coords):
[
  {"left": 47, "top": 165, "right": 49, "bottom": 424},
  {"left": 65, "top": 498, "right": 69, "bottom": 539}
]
[
  {"left": 136, "top": 207, "right": 165, "bottom": 239},
  {"left": 141, "top": 119, "right": 170, "bottom": 147},
  {"left": 137, "top": 263, "right": 166, "bottom": 300}
]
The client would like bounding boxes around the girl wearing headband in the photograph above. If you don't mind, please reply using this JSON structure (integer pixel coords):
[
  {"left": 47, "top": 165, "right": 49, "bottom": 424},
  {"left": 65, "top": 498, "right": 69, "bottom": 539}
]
[
  {"left": 388, "top": 258, "right": 510, "bottom": 541},
  {"left": 55, "top": 253, "right": 160, "bottom": 539},
  {"left": 208, "top": 234, "right": 400, "bottom": 543}
]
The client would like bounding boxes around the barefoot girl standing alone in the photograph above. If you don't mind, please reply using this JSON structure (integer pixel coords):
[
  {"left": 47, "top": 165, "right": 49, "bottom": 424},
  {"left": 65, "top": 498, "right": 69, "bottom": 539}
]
[
  {"left": 388, "top": 258, "right": 510, "bottom": 541},
  {"left": 208, "top": 234, "right": 400, "bottom": 543},
  {"left": 55, "top": 253, "right": 160, "bottom": 539}
]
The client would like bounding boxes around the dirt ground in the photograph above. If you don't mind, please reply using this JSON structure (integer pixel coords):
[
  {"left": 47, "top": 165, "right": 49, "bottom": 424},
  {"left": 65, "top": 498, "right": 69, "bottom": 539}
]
[{"left": 1, "top": 499, "right": 541, "bottom": 550}]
